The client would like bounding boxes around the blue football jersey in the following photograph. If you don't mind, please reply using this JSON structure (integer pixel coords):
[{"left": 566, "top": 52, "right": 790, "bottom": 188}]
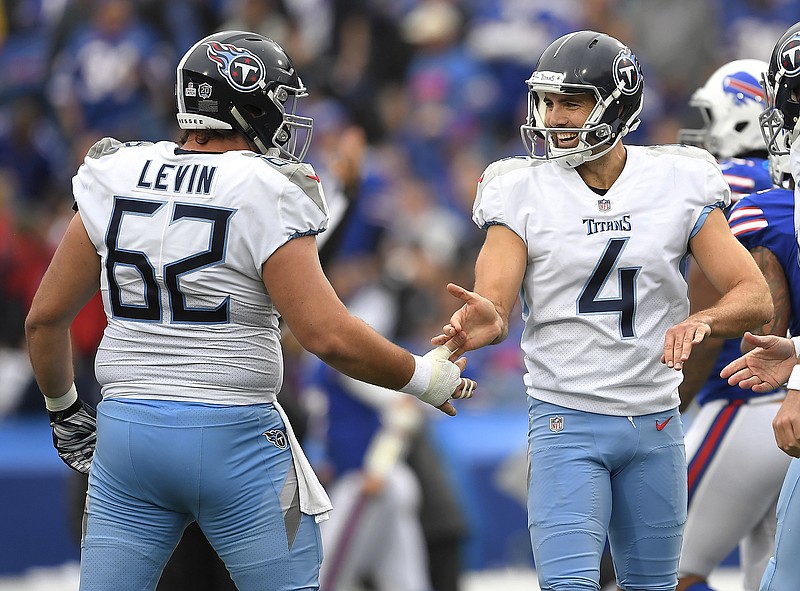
[
  {"left": 696, "top": 186, "right": 797, "bottom": 405},
  {"left": 718, "top": 157, "right": 772, "bottom": 202}
]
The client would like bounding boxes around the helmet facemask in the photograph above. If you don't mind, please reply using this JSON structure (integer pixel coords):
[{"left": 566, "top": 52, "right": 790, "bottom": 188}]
[
  {"left": 520, "top": 80, "right": 641, "bottom": 168},
  {"left": 231, "top": 80, "right": 313, "bottom": 161}
]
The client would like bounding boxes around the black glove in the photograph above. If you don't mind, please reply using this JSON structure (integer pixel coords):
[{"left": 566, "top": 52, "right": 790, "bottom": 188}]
[{"left": 48, "top": 398, "right": 97, "bottom": 474}]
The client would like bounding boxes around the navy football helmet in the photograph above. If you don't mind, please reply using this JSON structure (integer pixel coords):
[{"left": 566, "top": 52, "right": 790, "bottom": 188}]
[
  {"left": 520, "top": 30, "right": 644, "bottom": 168},
  {"left": 760, "top": 22, "right": 800, "bottom": 156},
  {"left": 176, "top": 31, "right": 312, "bottom": 161}
]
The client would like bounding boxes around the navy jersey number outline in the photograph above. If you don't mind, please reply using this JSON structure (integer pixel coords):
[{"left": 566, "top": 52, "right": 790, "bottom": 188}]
[
  {"left": 105, "top": 196, "right": 235, "bottom": 323},
  {"left": 577, "top": 237, "right": 640, "bottom": 339}
]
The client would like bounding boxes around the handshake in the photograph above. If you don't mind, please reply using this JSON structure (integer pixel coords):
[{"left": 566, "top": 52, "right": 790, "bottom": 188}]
[{"left": 400, "top": 345, "right": 477, "bottom": 416}]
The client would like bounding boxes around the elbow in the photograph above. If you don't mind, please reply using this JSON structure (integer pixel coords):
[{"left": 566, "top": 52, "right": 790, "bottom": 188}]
[
  {"left": 758, "top": 299, "right": 776, "bottom": 330},
  {"left": 24, "top": 305, "right": 68, "bottom": 343},
  {"left": 297, "top": 329, "right": 351, "bottom": 365}
]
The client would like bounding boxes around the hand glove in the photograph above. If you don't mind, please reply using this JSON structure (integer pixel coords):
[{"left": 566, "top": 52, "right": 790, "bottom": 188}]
[{"left": 49, "top": 398, "right": 97, "bottom": 474}]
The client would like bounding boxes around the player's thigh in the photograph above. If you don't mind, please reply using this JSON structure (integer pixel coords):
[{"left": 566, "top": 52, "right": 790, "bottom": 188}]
[
  {"left": 527, "top": 399, "right": 612, "bottom": 589},
  {"left": 198, "top": 404, "right": 322, "bottom": 591},
  {"left": 681, "top": 399, "right": 790, "bottom": 579},
  {"left": 760, "top": 459, "right": 800, "bottom": 591},
  {"left": 609, "top": 407, "right": 686, "bottom": 591},
  {"left": 80, "top": 401, "right": 191, "bottom": 591}
]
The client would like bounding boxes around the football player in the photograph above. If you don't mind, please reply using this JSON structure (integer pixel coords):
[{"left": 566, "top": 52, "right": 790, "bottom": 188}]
[
  {"left": 677, "top": 59, "right": 795, "bottom": 591},
  {"left": 24, "top": 30, "right": 476, "bottom": 591},
  {"left": 722, "top": 20, "right": 800, "bottom": 591},
  {"left": 433, "top": 30, "right": 773, "bottom": 590}
]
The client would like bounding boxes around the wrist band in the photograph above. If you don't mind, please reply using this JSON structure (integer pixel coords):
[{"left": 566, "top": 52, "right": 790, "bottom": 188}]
[
  {"left": 787, "top": 365, "right": 800, "bottom": 391},
  {"left": 44, "top": 383, "right": 78, "bottom": 412},
  {"left": 793, "top": 336, "right": 800, "bottom": 359},
  {"left": 399, "top": 354, "right": 431, "bottom": 398}
]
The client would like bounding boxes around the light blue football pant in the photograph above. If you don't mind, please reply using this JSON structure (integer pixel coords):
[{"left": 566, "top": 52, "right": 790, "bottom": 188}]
[
  {"left": 79, "top": 399, "right": 322, "bottom": 591},
  {"left": 527, "top": 398, "right": 687, "bottom": 591},
  {"left": 760, "top": 458, "right": 800, "bottom": 591}
]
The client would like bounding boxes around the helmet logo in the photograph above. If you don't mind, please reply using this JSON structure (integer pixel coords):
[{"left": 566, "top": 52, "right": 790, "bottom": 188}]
[
  {"left": 206, "top": 41, "right": 266, "bottom": 92},
  {"left": 613, "top": 50, "right": 642, "bottom": 96},
  {"left": 722, "top": 71, "right": 764, "bottom": 105},
  {"left": 779, "top": 33, "right": 800, "bottom": 75}
]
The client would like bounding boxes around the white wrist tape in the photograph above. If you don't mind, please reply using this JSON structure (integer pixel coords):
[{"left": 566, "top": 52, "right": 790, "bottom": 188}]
[
  {"left": 400, "top": 346, "right": 461, "bottom": 407},
  {"left": 44, "top": 383, "right": 78, "bottom": 412},
  {"left": 787, "top": 365, "right": 800, "bottom": 391}
]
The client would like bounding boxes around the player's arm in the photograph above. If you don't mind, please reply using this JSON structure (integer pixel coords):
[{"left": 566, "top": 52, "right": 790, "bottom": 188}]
[
  {"left": 663, "top": 208, "right": 773, "bottom": 369},
  {"left": 680, "top": 245, "right": 790, "bottom": 408},
  {"left": 748, "top": 246, "right": 791, "bottom": 341},
  {"left": 432, "top": 224, "right": 526, "bottom": 359},
  {"left": 262, "top": 235, "right": 475, "bottom": 415},
  {"left": 678, "top": 256, "right": 725, "bottom": 409},
  {"left": 25, "top": 212, "right": 101, "bottom": 473}
]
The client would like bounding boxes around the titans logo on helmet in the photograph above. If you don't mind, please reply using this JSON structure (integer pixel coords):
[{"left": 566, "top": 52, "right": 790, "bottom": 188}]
[
  {"left": 206, "top": 41, "right": 266, "bottom": 92},
  {"left": 779, "top": 33, "right": 800, "bottom": 76},
  {"left": 722, "top": 70, "right": 764, "bottom": 105},
  {"left": 613, "top": 49, "right": 642, "bottom": 96}
]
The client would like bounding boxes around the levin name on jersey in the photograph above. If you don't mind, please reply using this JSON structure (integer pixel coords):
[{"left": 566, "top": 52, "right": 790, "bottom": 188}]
[{"left": 136, "top": 160, "right": 217, "bottom": 195}]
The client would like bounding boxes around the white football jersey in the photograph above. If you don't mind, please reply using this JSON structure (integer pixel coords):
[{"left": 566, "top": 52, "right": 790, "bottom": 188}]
[
  {"left": 74, "top": 138, "right": 329, "bottom": 404},
  {"left": 474, "top": 144, "right": 730, "bottom": 415}
]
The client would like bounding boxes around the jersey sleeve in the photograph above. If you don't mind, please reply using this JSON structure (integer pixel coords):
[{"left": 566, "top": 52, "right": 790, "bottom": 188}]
[
  {"left": 247, "top": 158, "right": 329, "bottom": 267},
  {"left": 472, "top": 158, "right": 530, "bottom": 241}
]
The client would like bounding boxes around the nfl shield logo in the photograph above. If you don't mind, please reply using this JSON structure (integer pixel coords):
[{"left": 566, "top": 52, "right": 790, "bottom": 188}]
[
  {"left": 597, "top": 199, "right": 611, "bottom": 212},
  {"left": 549, "top": 416, "right": 564, "bottom": 433}
]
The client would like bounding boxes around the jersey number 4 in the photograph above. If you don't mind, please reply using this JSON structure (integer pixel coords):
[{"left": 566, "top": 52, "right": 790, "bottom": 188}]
[
  {"left": 577, "top": 238, "right": 640, "bottom": 339},
  {"left": 105, "top": 197, "right": 234, "bottom": 323}
]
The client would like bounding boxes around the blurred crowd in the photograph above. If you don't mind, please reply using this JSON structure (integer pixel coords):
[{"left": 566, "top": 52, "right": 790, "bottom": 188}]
[{"left": 1, "top": 0, "right": 799, "bottom": 419}]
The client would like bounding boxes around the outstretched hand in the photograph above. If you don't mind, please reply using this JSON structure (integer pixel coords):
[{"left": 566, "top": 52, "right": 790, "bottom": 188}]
[
  {"left": 431, "top": 283, "right": 504, "bottom": 360},
  {"left": 719, "top": 332, "right": 797, "bottom": 392}
]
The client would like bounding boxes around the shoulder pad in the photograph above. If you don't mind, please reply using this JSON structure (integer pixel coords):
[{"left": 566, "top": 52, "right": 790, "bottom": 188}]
[
  {"left": 648, "top": 144, "right": 717, "bottom": 165},
  {"left": 86, "top": 137, "right": 124, "bottom": 159},
  {"left": 248, "top": 154, "right": 326, "bottom": 212},
  {"left": 85, "top": 138, "right": 154, "bottom": 159},
  {"left": 479, "top": 156, "right": 538, "bottom": 187}
]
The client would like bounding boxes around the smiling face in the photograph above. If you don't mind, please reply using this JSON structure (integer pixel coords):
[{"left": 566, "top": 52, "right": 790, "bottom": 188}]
[{"left": 542, "top": 92, "right": 598, "bottom": 149}]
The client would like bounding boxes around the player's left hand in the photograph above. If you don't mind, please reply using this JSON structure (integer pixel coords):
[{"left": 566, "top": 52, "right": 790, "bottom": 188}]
[
  {"left": 49, "top": 398, "right": 97, "bottom": 474},
  {"left": 773, "top": 390, "right": 800, "bottom": 457},
  {"left": 661, "top": 316, "right": 712, "bottom": 371}
]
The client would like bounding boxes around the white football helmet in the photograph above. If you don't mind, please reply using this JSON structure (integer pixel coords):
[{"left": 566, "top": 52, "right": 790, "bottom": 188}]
[{"left": 679, "top": 59, "right": 767, "bottom": 159}]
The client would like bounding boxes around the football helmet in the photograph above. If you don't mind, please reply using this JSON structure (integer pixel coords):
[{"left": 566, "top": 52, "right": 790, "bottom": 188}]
[
  {"left": 176, "top": 30, "right": 313, "bottom": 161},
  {"left": 679, "top": 59, "right": 767, "bottom": 159},
  {"left": 760, "top": 22, "right": 800, "bottom": 156},
  {"left": 520, "top": 30, "right": 644, "bottom": 168}
]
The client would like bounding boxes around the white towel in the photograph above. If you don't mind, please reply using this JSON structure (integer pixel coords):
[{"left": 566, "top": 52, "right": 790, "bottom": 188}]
[{"left": 274, "top": 402, "right": 332, "bottom": 522}]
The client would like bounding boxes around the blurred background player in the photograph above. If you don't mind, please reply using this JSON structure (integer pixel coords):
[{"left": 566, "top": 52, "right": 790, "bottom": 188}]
[
  {"left": 679, "top": 59, "right": 773, "bottom": 202},
  {"left": 676, "top": 58, "right": 795, "bottom": 591},
  {"left": 720, "top": 20, "right": 800, "bottom": 591}
]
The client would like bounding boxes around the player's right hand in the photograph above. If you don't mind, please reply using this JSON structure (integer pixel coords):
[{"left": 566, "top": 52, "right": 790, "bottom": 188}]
[
  {"left": 402, "top": 345, "right": 477, "bottom": 416},
  {"left": 49, "top": 398, "right": 97, "bottom": 474},
  {"left": 432, "top": 283, "right": 505, "bottom": 359}
]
